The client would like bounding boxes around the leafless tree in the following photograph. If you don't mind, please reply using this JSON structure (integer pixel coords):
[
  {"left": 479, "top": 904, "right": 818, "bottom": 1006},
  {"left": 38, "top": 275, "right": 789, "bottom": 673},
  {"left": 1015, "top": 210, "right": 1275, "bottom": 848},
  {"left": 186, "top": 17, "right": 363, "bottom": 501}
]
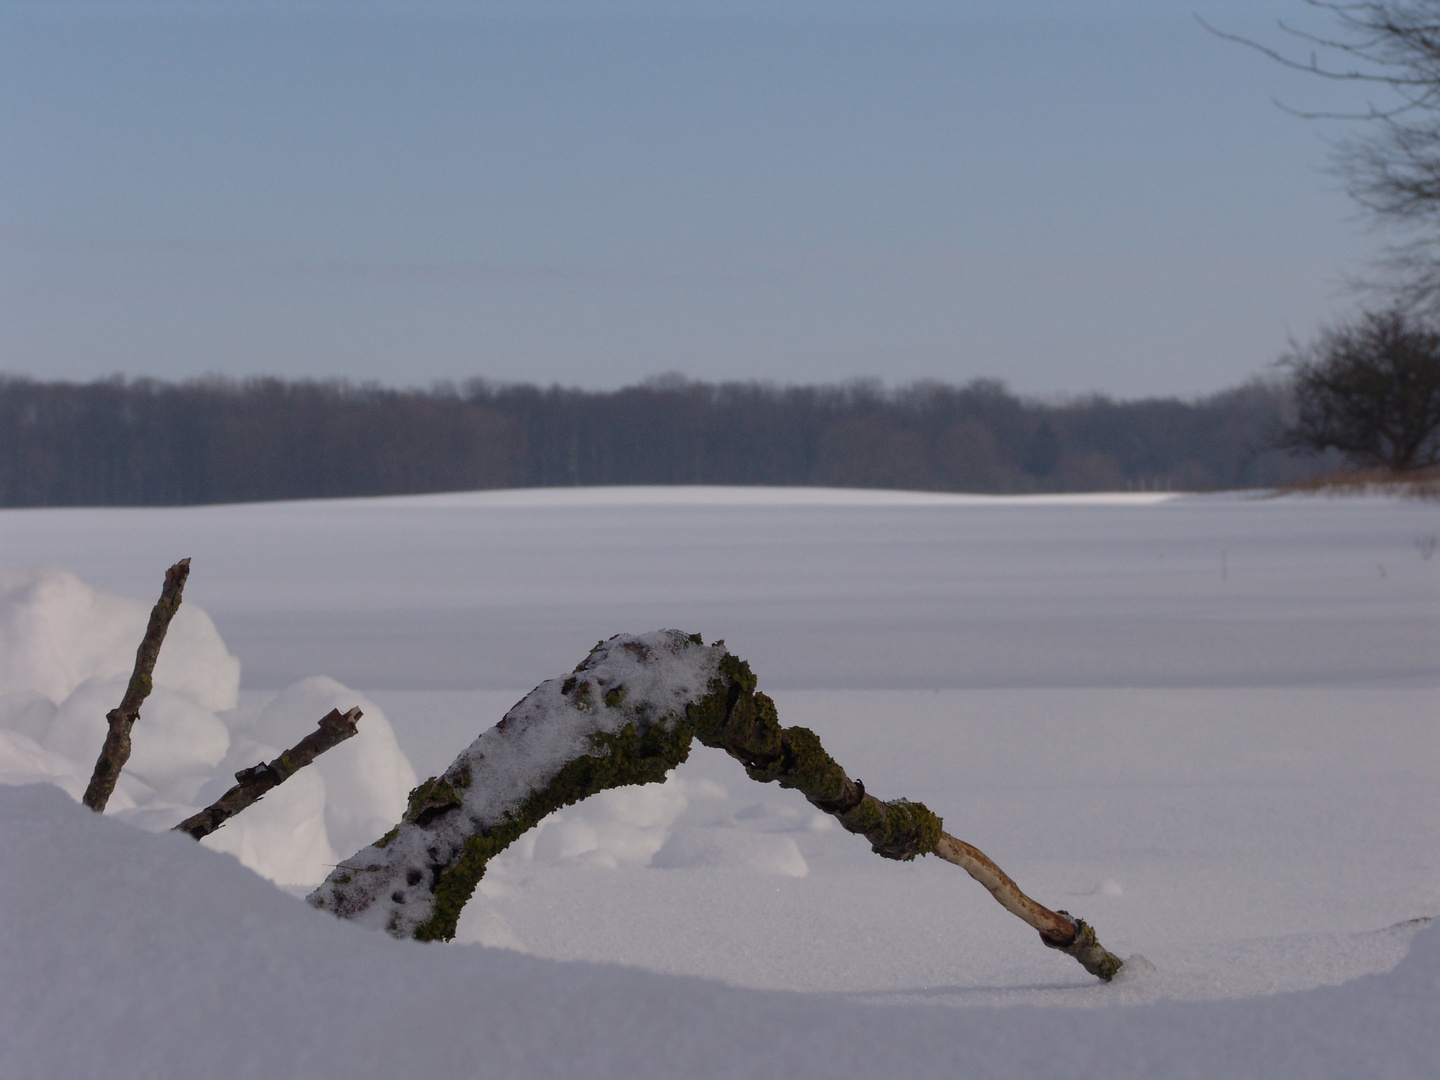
[
  {"left": 1205, "top": 2, "right": 1440, "bottom": 308},
  {"left": 1282, "top": 306, "right": 1440, "bottom": 469}
]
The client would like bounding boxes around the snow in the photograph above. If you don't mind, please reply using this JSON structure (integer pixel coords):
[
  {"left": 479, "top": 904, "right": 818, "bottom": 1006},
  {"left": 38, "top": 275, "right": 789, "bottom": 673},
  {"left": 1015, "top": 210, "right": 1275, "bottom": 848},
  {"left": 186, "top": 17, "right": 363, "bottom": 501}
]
[
  {"left": 0, "top": 563, "right": 238, "bottom": 711},
  {"left": 0, "top": 485, "right": 1436, "bottom": 1077},
  {"left": 311, "top": 629, "right": 723, "bottom": 936},
  {"left": 194, "top": 677, "right": 418, "bottom": 887},
  {"left": 46, "top": 678, "right": 230, "bottom": 792},
  {"left": 0, "top": 565, "right": 417, "bottom": 879},
  {"left": 0, "top": 781, "right": 1436, "bottom": 1079}
]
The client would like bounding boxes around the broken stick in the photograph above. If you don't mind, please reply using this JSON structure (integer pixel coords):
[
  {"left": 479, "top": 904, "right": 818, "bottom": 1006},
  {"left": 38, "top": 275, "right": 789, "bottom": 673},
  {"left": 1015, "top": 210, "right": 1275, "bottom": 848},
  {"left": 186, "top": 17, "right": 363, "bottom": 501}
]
[
  {"left": 82, "top": 558, "right": 191, "bottom": 813},
  {"left": 933, "top": 834, "right": 1122, "bottom": 979},
  {"left": 173, "top": 707, "right": 363, "bottom": 840}
]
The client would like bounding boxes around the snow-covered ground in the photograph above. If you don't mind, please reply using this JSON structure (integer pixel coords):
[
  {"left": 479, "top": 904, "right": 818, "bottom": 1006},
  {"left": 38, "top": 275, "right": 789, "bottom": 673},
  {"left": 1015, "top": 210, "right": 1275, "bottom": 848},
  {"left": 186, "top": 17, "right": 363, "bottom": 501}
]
[{"left": 0, "top": 486, "right": 1436, "bottom": 1077}]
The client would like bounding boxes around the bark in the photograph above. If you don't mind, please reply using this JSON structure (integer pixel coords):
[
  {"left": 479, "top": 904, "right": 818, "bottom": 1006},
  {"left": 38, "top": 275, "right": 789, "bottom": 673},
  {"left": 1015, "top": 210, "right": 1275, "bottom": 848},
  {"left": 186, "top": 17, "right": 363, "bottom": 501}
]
[
  {"left": 933, "top": 834, "right": 1122, "bottom": 981},
  {"left": 308, "top": 631, "right": 715, "bottom": 942},
  {"left": 173, "top": 707, "right": 363, "bottom": 840},
  {"left": 308, "top": 631, "right": 1124, "bottom": 980},
  {"left": 81, "top": 558, "right": 190, "bottom": 813},
  {"left": 697, "top": 652, "right": 1120, "bottom": 980}
]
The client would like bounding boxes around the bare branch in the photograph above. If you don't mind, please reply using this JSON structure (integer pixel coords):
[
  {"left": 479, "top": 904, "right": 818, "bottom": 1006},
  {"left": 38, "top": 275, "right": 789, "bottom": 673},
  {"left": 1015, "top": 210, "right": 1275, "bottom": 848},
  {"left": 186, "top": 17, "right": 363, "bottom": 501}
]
[
  {"left": 82, "top": 558, "right": 191, "bottom": 813},
  {"left": 173, "top": 707, "right": 363, "bottom": 840},
  {"left": 933, "top": 834, "right": 1120, "bottom": 980},
  {"left": 1196, "top": 14, "right": 1435, "bottom": 89},
  {"left": 1207, "top": 3, "right": 1440, "bottom": 296}
]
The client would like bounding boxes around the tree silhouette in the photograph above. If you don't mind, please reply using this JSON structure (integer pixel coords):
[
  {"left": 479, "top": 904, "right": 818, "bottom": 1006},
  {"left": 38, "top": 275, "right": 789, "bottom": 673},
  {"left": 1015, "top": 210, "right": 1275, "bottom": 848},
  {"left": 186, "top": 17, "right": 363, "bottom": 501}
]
[{"left": 1282, "top": 307, "right": 1440, "bottom": 470}]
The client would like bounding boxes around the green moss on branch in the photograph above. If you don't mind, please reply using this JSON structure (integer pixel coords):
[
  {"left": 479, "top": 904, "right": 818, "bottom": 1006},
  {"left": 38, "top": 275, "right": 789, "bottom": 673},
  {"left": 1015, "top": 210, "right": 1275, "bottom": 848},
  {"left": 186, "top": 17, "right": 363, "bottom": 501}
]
[
  {"left": 412, "top": 716, "right": 697, "bottom": 941},
  {"left": 690, "top": 652, "right": 941, "bottom": 861}
]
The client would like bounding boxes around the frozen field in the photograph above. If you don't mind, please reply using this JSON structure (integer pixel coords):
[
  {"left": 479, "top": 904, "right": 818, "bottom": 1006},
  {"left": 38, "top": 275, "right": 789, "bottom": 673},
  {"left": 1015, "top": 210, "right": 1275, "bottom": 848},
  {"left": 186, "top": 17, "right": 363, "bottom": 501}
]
[{"left": 0, "top": 486, "right": 1437, "bottom": 1077}]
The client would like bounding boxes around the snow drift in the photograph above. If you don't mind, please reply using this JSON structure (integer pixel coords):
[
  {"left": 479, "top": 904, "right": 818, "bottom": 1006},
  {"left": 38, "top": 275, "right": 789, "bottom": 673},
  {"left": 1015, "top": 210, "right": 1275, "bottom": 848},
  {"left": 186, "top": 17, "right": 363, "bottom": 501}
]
[
  {"left": 0, "top": 781, "right": 1434, "bottom": 1080},
  {"left": 0, "top": 489, "right": 1435, "bottom": 1078},
  {"left": 0, "top": 565, "right": 416, "bottom": 882}
]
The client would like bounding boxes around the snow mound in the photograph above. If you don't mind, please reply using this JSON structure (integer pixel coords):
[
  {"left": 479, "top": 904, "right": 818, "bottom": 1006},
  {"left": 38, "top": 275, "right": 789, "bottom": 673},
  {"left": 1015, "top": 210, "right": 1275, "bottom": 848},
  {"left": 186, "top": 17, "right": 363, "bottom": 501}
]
[
  {"left": 0, "top": 565, "right": 417, "bottom": 891},
  {"left": 0, "top": 727, "right": 82, "bottom": 794},
  {"left": 527, "top": 775, "right": 713, "bottom": 868},
  {"left": 651, "top": 828, "right": 809, "bottom": 877},
  {"left": 0, "top": 564, "right": 238, "bottom": 711},
  {"left": 44, "top": 678, "right": 230, "bottom": 792},
  {"left": 1, "top": 782, "right": 1435, "bottom": 1080}
]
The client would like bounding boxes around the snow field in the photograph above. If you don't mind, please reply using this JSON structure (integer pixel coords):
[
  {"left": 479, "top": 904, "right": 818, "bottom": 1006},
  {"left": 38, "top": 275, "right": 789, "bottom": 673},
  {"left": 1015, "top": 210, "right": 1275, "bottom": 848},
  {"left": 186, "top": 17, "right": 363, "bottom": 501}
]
[
  {"left": 1, "top": 781, "right": 1436, "bottom": 1080},
  {"left": 0, "top": 486, "right": 1436, "bottom": 1077}
]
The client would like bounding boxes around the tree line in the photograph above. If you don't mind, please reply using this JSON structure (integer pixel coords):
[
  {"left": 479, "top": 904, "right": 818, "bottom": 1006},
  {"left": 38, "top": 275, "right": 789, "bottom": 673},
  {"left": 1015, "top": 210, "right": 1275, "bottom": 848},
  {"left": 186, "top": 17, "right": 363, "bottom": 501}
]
[{"left": 0, "top": 373, "right": 1326, "bottom": 507}]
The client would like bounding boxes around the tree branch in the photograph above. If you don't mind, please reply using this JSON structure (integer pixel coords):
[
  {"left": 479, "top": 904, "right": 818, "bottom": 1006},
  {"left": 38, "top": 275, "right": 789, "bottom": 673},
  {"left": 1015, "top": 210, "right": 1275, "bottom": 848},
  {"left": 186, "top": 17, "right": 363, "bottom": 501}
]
[
  {"left": 308, "top": 632, "right": 1124, "bottom": 981},
  {"left": 1196, "top": 13, "right": 1435, "bottom": 89},
  {"left": 173, "top": 707, "right": 363, "bottom": 840},
  {"left": 933, "top": 834, "right": 1119, "bottom": 980},
  {"left": 81, "top": 558, "right": 191, "bottom": 813}
]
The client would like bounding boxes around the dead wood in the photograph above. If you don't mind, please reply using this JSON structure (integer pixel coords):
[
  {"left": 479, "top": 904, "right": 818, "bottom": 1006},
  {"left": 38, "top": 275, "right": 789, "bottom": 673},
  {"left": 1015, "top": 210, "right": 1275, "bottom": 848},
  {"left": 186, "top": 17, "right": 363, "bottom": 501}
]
[
  {"left": 932, "top": 834, "right": 1122, "bottom": 980},
  {"left": 309, "top": 632, "right": 1125, "bottom": 980},
  {"left": 173, "top": 707, "right": 363, "bottom": 840},
  {"left": 81, "top": 558, "right": 191, "bottom": 813},
  {"left": 700, "top": 651, "right": 1122, "bottom": 980}
]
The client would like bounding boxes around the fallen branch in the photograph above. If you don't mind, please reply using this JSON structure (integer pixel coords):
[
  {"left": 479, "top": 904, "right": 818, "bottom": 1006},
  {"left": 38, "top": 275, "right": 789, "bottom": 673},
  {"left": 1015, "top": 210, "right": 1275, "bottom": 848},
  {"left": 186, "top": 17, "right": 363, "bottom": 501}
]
[
  {"left": 173, "top": 707, "right": 363, "bottom": 840},
  {"left": 309, "top": 631, "right": 1124, "bottom": 979},
  {"left": 82, "top": 558, "right": 191, "bottom": 813},
  {"left": 933, "top": 834, "right": 1120, "bottom": 979}
]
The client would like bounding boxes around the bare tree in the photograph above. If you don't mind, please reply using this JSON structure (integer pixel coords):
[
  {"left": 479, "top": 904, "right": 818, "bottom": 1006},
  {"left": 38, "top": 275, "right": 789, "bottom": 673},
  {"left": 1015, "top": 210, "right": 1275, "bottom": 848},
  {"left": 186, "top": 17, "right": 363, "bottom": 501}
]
[
  {"left": 1282, "top": 306, "right": 1440, "bottom": 469},
  {"left": 1205, "top": 2, "right": 1440, "bottom": 307}
]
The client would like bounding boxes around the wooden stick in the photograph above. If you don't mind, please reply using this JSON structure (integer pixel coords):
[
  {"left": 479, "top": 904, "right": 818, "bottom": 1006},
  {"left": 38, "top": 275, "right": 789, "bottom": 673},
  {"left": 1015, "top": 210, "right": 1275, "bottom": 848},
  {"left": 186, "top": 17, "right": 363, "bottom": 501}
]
[
  {"left": 82, "top": 558, "right": 191, "bottom": 813},
  {"left": 933, "top": 833, "right": 1123, "bottom": 980},
  {"left": 173, "top": 707, "right": 363, "bottom": 840}
]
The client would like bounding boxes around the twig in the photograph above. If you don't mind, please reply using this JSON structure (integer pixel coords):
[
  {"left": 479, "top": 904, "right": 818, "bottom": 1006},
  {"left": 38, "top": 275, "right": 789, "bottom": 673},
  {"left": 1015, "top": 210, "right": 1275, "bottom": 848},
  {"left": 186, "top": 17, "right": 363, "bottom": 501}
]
[
  {"left": 81, "top": 558, "right": 191, "bottom": 813},
  {"left": 933, "top": 834, "right": 1122, "bottom": 981},
  {"left": 173, "top": 707, "right": 363, "bottom": 840}
]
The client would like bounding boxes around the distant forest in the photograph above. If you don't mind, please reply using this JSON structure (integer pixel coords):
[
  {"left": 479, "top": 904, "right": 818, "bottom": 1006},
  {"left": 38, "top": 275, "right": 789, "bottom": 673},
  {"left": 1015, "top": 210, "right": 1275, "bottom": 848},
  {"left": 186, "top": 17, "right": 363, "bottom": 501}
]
[{"left": 0, "top": 374, "right": 1328, "bottom": 507}]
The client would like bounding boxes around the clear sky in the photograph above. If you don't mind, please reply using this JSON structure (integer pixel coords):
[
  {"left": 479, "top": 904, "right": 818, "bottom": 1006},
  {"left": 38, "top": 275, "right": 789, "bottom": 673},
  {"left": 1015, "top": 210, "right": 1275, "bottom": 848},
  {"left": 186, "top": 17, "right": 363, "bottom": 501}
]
[{"left": 0, "top": 1, "right": 1388, "bottom": 398}]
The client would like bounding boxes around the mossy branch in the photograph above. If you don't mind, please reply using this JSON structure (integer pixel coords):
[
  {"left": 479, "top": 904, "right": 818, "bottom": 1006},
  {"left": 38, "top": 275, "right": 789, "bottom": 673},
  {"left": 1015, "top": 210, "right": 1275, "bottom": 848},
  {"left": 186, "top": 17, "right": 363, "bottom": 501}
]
[
  {"left": 308, "top": 631, "right": 1123, "bottom": 980},
  {"left": 82, "top": 558, "right": 191, "bottom": 813},
  {"left": 687, "top": 651, "right": 943, "bottom": 860},
  {"left": 692, "top": 652, "right": 1120, "bottom": 980},
  {"left": 172, "top": 707, "right": 363, "bottom": 840}
]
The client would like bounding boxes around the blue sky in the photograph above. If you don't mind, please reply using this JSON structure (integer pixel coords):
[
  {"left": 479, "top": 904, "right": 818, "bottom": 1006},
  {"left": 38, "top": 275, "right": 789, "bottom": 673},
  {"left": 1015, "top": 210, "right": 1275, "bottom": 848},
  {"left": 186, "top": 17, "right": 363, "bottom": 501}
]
[{"left": 0, "top": 1, "right": 1390, "bottom": 397}]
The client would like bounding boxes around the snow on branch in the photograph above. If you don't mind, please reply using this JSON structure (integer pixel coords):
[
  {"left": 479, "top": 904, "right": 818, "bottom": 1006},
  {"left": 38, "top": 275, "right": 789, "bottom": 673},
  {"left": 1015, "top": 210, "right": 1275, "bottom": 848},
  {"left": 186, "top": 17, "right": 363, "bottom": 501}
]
[{"left": 308, "top": 630, "right": 1123, "bottom": 980}]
